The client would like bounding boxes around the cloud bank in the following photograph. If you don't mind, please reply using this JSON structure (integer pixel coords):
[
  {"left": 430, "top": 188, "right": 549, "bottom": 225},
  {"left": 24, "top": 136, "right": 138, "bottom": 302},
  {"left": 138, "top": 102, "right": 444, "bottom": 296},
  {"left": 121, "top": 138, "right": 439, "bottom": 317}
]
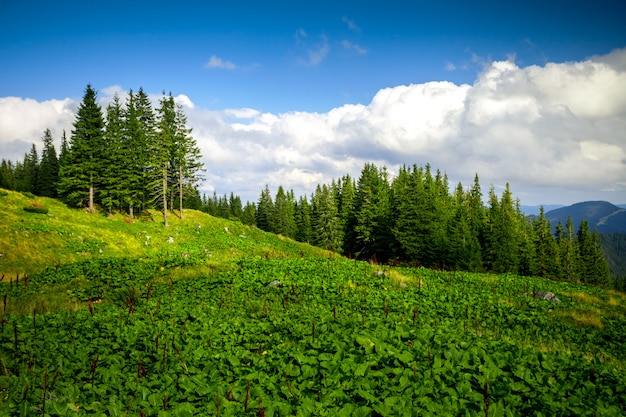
[{"left": 1, "top": 48, "right": 625, "bottom": 205}]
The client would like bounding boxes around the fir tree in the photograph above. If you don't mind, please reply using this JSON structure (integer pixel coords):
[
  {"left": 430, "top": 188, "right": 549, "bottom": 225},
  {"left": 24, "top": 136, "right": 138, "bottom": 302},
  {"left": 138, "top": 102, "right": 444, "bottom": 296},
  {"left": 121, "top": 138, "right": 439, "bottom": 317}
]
[
  {"left": 532, "top": 207, "right": 559, "bottom": 278},
  {"left": 556, "top": 217, "right": 579, "bottom": 282},
  {"left": 311, "top": 184, "right": 342, "bottom": 252},
  {"left": 171, "top": 101, "right": 204, "bottom": 220},
  {"left": 273, "top": 186, "right": 297, "bottom": 238},
  {"left": 256, "top": 185, "right": 274, "bottom": 232},
  {"left": 100, "top": 94, "right": 126, "bottom": 213},
  {"left": 295, "top": 195, "right": 312, "bottom": 243},
  {"left": 58, "top": 84, "right": 105, "bottom": 211},
  {"left": 37, "top": 129, "right": 59, "bottom": 198}
]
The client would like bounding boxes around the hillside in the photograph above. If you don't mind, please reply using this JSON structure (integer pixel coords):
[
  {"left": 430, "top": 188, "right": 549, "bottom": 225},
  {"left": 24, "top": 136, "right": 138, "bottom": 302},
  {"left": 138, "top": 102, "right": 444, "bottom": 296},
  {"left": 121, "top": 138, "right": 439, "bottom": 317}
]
[
  {"left": 0, "top": 189, "right": 327, "bottom": 279},
  {"left": 1, "top": 189, "right": 626, "bottom": 415},
  {"left": 545, "top": 201, "right": 626, "bottom": 234},
  {"left": 544, "top": 201, "right": 626, "bottom": 280}
]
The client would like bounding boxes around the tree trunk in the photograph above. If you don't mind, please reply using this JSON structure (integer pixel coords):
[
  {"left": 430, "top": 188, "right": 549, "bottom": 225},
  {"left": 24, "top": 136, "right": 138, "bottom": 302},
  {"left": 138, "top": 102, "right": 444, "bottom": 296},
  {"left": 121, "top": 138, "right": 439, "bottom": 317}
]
[
  {"left": 163, "top": 164, "right": 169, "bottom": 227},
  {"left": 88, "top": 184, "right": 94, "bottom": 213},
  {"left": 179, "top": 167, "right": 184, "bottom": 220}
]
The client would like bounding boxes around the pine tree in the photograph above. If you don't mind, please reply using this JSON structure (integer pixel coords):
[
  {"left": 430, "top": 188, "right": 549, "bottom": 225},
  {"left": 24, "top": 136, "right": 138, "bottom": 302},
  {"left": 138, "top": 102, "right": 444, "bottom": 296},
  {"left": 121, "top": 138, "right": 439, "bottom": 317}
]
[
  {"left": 484, "top": 184, "right": 520, "bottom": 273},
  {"left": 37, "top": 129, "right": 59, "bottom": 197},
  {"left": 100, "top": 94, "right": 126, "bottom": 213},
  {"left": 256, "top": 185, "right": 274, "bottom": 232},
  {"left": 171, "top": 101, "right": 204, "bottom": 220},
  {"left": 229, "top": 193, "right": 243, "bottom": 219},
  {"left": 58, "top": 84, "right": 106, "bottom": 211},
  {"left": 295, "top": 195, "right": 312, "bottom": 243},
  {"left": 0, "top": 160, "right": 16, "bottom": 190},
  {"left": 556, "top": 217, "right": 579, "bottom": 282},
  {"left": 532, "top": 206, "right": 560, "bottom": 278},
  {"left": 241, "top": 202, "right": 256, "bottom": 225},
  {"left": 311, "top": 184, "right": 342, "bottom": 251},
  {"left": 153, "top": 93, "right": 178, "bottom": 226},
  {"left": 351, "top": 163, "right": 393, "bottom": 261},
  {"left": 120, "top": 89, "right": 154, "bottom": 216},
  {"left": 273, "top": 186, "right": 297, "bottom": 238},
  {"left": 23, "top": 144, "right": 39, "bottom": 193}
]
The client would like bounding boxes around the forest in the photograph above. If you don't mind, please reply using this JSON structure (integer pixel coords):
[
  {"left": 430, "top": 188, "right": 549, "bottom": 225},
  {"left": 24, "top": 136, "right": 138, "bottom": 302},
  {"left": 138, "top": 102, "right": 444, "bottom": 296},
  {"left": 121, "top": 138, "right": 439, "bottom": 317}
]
[{"left": 0, "top": 85, "right": 617, "bottom": 290}]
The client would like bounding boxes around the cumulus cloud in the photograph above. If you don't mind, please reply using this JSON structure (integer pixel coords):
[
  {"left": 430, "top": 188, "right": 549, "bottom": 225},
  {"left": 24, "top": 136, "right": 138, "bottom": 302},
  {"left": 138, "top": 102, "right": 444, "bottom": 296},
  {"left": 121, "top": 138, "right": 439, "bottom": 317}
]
[
  {"left": 0, "top": 97, "right": 77, "bottom": 158},
  {"left": 2, "top": 48, "right": 625, "bottom": 205},
  {"left": 204, "top": 55, "right": 237, "bottom": 70}
]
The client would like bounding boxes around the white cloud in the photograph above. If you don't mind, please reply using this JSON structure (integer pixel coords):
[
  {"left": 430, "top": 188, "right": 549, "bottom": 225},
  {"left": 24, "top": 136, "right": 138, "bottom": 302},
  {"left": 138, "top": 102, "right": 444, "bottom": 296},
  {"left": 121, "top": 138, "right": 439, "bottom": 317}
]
[
  {"left": 2, "top": 48, "right": 625, "bottom": 205},
  {"left": 204, "top": 55, "right": 237, "bottom": 70},
  {"left": 342, "top": 16, "right": 360, "bottom": 32},
  {"left": 0, "top": 97, "right": 76, "bottom": 158},
  {"left": 307, "top": 35, "right": 329, "bottom": 66},
  {"left": 340, "top": 40, "right": 368, "bottom": 55}
]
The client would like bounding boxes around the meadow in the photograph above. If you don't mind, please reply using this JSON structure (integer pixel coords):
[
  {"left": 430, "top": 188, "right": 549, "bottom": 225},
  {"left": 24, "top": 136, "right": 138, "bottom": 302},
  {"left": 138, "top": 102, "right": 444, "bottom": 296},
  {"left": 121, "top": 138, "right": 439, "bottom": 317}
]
[{"left": 1, "top": 190, "right": 625, "bottom": 416}]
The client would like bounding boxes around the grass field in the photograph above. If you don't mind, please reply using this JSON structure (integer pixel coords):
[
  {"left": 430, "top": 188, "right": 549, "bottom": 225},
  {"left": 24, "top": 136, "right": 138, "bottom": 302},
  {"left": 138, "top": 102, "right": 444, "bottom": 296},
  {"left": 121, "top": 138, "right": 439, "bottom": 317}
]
[{"left": 1, "top": 189, "right": 625, "bottom": 416}]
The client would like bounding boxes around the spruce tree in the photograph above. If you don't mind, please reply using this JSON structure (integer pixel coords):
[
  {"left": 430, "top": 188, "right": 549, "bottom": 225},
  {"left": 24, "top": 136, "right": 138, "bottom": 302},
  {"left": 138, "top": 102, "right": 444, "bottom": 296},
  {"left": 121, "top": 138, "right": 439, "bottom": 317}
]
[
  {"left": 532, "top": 207, "right": 559, "bottom": 278},
  {"left": 154, "top": 93, "right": 177, "bottom": 226},
  {"left": 241, "top": 202, "right": 256, "bottom": 225},
  {"left": 58, "top": 84, "right": 105, "bottom": 211},
  {"left": 171, "top": 101, "right": 204, "bottom": 220},
  {"left": 256, "top": 185, "right": 274, "bottom": 232},
  {"left": 352, "top": 163, "right": 393, "bottom": 261},
  {"left": 100, "top": 94, "right": 126, "bottom": 213},
  {"left": 37, "top": 129, "right": 59, "bottom": 198},
  {"left": 23, "top": 144, "right": 39, "bottom": 193},
  {"left": 273, "top": 186, "right": 297, "bottom": 238},
  {"left": 311, "top": 184, "right": 342, "bottom": 252},
  {"left": 556, "top": 217, "right": 579, "bottom": 282},
  {"left": 295, "top": 195, "right": 312, "bottom": 243}
]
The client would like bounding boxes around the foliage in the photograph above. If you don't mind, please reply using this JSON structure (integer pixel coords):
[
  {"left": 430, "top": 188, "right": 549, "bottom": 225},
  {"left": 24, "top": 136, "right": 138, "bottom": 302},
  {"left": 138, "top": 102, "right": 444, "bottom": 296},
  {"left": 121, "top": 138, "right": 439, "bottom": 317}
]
[
  {"left": 23, "top": 205, "right": 49, "bottom": 214},
  {"left": 1, "top": 255, "right": 625, "bottom": 415}
]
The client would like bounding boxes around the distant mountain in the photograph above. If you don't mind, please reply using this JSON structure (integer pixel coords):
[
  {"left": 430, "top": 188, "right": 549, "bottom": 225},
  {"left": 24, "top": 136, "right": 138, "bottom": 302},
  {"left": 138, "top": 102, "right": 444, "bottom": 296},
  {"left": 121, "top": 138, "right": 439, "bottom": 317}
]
[
  {"left": 545, "top": 201, "right": 626, "bottom": 234},
  {"left": 520, "top": 204, "right": 564, "bottom": 216}
]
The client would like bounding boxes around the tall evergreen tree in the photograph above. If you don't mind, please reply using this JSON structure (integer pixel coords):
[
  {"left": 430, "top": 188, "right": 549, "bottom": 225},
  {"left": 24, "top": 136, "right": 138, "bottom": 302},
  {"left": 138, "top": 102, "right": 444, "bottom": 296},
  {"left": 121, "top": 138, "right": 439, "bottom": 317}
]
[
  {"left": 241, "top": 202, "right": 256, "bottom": 225},
  {"left": 256, "top": 185, "right": 274, "bottom": 232},
  {"left": 273, "top": 186, "right": 297, "bottom": 238},
  {"left": 484, "top": 184, "right": 520, "bottom": 273},
  {"left": 37, "top": 128, "right": 59, "bottom": 197},
  {"left": 532, "top": 207, "right": 559, "bottom": 278},
  {"left": 171, "top": 101, "right": 204, "bottom": 220},
  {"left": 58, "top": 84, "right": 105, "bottom": 211},
  {"left": 311, "top": 184, "right": 343, "bottom": 251},
  {"left": 556, "top": 217, "right": 579, "bottom": 282},
  {"left": 153, "top": 93, "right": 178, "bottom": 226},
  {"left": 120, "top": 88, "right": 154, "bottom": 216},
  {"left": 22, "top": 144, "right": 39, "bottom": 193},
  {"left": 351, "top": 163, "right": 393, "bottom": 261},
  {"left": 295, "top": 195, "right": 312, "bottom": 243},
  {"left": 100, "top": 94, "right": 126, "bottom": 213}
]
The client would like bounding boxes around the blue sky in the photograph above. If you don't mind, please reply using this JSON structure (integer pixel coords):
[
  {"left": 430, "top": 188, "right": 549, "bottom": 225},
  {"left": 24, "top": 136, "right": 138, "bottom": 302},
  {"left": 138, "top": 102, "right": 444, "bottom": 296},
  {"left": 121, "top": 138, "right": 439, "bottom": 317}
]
[{"left": 1, "top": 0, "right": 626, "bottom": 206}]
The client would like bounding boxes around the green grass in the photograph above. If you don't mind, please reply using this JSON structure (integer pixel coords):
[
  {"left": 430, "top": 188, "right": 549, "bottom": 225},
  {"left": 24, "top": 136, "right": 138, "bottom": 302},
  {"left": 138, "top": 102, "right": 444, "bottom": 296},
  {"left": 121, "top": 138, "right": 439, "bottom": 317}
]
[{"left": 0, "top": 188, "right": 328, "bottom": 279}]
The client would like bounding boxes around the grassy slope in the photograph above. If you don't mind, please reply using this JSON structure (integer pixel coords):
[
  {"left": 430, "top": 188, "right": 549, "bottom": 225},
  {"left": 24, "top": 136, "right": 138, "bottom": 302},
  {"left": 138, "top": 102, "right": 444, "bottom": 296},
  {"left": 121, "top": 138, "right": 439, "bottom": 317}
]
[
  {"left": 1, "top": 189, "right": 626, "bottom": 414},
  {"left": 0, "top": 189, "right": 327, "bottom": 279}
]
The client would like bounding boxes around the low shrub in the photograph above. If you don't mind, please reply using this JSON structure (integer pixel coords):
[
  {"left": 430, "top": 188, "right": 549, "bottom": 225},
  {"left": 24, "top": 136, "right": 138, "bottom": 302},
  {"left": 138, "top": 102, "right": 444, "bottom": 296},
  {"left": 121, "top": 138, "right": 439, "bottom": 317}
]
[
  {"left": 23, "top": 205, "right": 49, "bottom": 214},
  {"left": 0, "top": 190, "right": 8, "bottom": 197}
]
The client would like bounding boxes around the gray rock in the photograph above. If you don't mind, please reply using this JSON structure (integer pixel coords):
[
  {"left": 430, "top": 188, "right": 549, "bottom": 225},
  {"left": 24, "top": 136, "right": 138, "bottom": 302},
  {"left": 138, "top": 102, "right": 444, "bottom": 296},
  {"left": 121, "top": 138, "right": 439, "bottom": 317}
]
[
  {"left": 267, "top": 280, "right": 282, "bottom": 288},
  {"left": 526, "top": 291, "right": 561, "bottom": 303}
]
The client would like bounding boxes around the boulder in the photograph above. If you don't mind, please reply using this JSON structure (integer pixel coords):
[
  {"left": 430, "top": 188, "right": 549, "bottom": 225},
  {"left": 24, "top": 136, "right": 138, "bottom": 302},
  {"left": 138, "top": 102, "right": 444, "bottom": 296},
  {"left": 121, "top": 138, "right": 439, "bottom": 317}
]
[
  {"left": 526, "top": 291, "right": 561, "bottom": 303},
  {"left": 267, "top": 280, "right": 282, "bottom": 288}
]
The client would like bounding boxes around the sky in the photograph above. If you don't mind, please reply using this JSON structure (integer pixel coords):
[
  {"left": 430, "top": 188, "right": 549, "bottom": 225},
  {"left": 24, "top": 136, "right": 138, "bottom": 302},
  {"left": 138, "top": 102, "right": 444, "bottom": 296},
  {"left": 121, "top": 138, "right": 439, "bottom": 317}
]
[{"left": 1, "top": 0, "right": 625, "bottom": 206}]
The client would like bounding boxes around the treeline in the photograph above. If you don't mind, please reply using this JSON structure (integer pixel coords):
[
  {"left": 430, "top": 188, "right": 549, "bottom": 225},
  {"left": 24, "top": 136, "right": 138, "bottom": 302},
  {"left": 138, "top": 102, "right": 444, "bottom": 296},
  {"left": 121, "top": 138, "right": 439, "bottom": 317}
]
[
  {"left": 200, "top": 163, "right": 613, "bottom": 288},
  {"left": 0, "top": 85, "right": 204, "bottom": 226}
]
